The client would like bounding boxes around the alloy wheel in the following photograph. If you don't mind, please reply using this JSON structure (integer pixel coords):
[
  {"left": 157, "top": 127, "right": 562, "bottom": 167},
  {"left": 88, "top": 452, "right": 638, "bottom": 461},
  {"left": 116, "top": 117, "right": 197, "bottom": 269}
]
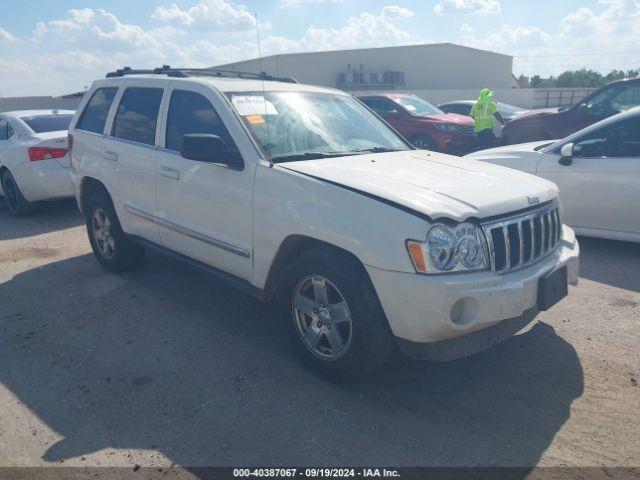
[
  {"left": 292, "top": 275, "right": 353, "bottom": 361},
  {"left": 92, "top": 208, "right": 116, "bottom": 259}
]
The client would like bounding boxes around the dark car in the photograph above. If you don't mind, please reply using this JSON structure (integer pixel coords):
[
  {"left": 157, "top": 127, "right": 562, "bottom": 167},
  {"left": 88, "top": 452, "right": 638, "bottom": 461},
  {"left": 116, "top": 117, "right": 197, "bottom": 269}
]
[
  {"left": 502, "top": 78, "right": 640, "bottom": 145},
  {"left": 438, "top": 100, "right": 529, "bottom": 122},
  {"left": 357, "top": 93, "right": 476, "bottom": 154}
]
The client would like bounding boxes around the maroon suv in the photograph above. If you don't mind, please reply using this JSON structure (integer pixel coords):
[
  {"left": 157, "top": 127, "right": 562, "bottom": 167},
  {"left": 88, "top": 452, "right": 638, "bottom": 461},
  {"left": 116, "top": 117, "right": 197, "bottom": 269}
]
[
  {"left": 357, "top": 93, "right": 476, "bottom": 154},
  {"left": 503, "top": 78, "right": 640, "bottom": 145}
]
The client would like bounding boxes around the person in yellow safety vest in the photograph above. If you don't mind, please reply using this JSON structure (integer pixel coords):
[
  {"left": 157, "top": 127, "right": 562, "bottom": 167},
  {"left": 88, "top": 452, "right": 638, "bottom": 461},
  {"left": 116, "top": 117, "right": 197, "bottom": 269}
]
[{"left": 470, "top": 88, "right": 506, "bottom": 150}]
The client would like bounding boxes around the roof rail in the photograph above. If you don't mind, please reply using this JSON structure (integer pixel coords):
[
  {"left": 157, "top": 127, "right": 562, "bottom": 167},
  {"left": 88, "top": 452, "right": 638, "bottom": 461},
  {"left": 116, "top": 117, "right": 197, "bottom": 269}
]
[{"left": 105, "top": 65, "right": 298, "bottom": 83}]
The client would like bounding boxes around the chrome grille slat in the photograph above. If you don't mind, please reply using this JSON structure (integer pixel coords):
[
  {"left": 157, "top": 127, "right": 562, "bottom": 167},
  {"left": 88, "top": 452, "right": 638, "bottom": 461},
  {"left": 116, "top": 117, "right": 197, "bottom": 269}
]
[
  {"left": 540, "top": 215, "right": 547, "bottom": 255},
  {"left": 481, "top": 202, "right": 562, "bottom": 274},
  {"left": 502, "top": 227, "right": 510, "bottom": 271},
  {"left": 517, "top": 222, "right": 524, "bottom": 266},
  {"left": 486, "top": 230, "right": 496, "bottom": 272},
  {"left": 529, "top": 218, "right": 535, "bottom": 262}
]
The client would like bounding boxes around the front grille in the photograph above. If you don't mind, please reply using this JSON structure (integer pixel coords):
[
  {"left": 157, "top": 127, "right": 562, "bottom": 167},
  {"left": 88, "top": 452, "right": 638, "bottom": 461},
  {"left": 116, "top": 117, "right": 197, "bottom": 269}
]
[{"left": 481, "top": 202, "right": 562, "bottom": 274}]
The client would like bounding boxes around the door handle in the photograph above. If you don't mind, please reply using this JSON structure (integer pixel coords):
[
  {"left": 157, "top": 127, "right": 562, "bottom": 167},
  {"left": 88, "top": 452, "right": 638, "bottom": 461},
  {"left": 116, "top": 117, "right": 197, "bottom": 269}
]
[
  {"left": 161, "top": 166, "right": 180, "bottom": 180},
  {"left": 104, "top": 151, "right": 118, "bottom": 161}
]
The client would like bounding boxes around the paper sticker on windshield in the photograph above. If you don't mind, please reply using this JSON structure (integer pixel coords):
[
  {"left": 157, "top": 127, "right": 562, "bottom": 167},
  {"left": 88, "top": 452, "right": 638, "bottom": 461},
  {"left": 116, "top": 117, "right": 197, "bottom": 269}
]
[
  {"left": 231, "top": 95, "right": 277, "bottom": 116},
  {"left": 246, "top": 114, "right": 266, "bottom": 125}
]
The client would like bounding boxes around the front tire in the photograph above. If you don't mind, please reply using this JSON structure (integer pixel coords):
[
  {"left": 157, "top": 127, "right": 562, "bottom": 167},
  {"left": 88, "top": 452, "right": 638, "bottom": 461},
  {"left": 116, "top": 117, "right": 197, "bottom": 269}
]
[
  {"left": 1, "top": 170, "right": 37, "bottom": 216},
  {"left": 409, "top": 134, "right": 436, "bottom": 151},
  {"left": 84, "top": 189, "right": 145, "bottom": 272},
  {"left": 279, "top": 248, "right": 394, "bottom": 381}
]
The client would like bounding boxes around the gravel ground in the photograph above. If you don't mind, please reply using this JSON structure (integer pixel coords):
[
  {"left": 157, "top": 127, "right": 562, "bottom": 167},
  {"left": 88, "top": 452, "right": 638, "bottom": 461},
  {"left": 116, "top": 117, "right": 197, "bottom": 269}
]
[{"left": 0, "top": 200, "right": 638, "bottom": 472}]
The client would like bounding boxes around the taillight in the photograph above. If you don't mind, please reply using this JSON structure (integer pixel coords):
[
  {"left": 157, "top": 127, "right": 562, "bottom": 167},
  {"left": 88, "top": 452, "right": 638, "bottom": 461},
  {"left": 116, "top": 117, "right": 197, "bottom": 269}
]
[{"left": 28, "top": 147, "right": 68, "bottom": 161}]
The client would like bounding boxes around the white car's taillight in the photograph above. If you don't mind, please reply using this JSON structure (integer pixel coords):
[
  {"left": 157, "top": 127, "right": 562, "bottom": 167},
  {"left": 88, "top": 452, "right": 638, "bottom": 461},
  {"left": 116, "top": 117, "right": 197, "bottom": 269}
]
[{"left": 28, "top": 147, "right": 68, "bottom": 161}]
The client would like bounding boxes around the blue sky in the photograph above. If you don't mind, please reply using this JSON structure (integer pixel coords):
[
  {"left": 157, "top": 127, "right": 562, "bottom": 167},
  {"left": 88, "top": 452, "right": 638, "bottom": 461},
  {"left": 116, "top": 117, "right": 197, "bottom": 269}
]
[{"left": 1, "top": 0, "right": 639, "bottom": 96}]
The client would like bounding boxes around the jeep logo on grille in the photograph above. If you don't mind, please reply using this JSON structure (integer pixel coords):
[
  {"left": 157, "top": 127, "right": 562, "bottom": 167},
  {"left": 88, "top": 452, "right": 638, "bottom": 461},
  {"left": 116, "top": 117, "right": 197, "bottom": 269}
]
[{"left": 527, "top": 195, "right": 540, "bottom": 205}]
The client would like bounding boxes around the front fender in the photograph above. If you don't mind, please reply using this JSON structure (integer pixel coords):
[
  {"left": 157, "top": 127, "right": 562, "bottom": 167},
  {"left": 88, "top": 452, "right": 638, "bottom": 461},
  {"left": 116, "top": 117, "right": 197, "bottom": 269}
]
[{"left": 251, "top": 164, "right": 430, "bottom": 289}]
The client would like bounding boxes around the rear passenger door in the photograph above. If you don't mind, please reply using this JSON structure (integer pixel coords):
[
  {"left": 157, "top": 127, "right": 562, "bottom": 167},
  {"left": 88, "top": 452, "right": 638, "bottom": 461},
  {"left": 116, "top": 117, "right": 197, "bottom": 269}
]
[
  {"left": 155, "top": 83, "right": 253, "bottom": 280},
  {"left": 105, "top": 85, "right": 165, "bottom": 243}
]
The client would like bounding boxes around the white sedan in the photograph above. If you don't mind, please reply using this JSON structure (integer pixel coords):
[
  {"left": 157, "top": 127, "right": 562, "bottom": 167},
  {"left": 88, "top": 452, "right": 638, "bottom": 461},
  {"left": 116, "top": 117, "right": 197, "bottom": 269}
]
[
  {"left": 467, "top": 107, "right": 640, "bottom": 243},
  {"left": 0, "top": 110, "right": 75, "bottom": 215}
]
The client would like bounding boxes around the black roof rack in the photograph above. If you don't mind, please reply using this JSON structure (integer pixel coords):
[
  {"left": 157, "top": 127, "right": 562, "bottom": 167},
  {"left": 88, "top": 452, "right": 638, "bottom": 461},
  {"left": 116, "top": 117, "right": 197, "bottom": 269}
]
[{"left": 105, "top": 65, "right": 298, "bottom": 84}]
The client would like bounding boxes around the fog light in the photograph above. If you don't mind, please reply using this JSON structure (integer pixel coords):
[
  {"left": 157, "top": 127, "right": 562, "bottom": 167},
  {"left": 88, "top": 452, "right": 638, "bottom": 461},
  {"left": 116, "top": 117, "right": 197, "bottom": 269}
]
[{"left": 450, "top": 297, "right": 479, "bottom": 326}]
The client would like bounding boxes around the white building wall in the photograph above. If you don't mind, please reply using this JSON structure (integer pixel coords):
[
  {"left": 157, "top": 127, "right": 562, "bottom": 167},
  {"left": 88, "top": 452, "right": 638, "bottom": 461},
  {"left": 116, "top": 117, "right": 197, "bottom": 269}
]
[{"left": 216, "top": 43, "right": 518, "bottom": 91}]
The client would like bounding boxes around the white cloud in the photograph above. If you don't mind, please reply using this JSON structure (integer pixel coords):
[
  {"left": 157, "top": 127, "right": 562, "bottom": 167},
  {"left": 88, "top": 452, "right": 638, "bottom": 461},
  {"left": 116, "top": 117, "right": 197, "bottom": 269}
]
[
  {"left": 152, "top": 0, "right": 257, "bottom": 31},
  {"left": 279, "top": 0, "right": 342, "bottom": 8},
  {"left": 292, "top": 6, "right": 414, "bottom": 51},
  {"left": 461, "top": 24, "right": 551, "bottom": 51},
  {"left": 459, "top": 22, "right": 475, "bottom": 33},
  {"left": 33, "top": 22, "right": 48, "bottom": 38},
  {"left": 0, "top": 28, "right": 17, "bottom": 42},
  {"left": 434, "top": 0, "right": 501, "bottom": 15}
]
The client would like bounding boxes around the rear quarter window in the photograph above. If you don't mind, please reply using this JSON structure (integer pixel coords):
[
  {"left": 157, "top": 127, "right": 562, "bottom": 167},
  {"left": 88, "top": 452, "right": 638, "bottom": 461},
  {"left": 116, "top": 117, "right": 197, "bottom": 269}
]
[{"left": 77, "top": 88, "right": 118, "bottom": 134}]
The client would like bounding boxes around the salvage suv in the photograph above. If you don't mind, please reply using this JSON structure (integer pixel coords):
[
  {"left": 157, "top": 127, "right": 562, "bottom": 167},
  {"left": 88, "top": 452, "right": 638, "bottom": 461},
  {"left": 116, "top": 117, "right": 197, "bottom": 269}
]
[{"left": 68, "top": 67, "right": 579, "bottom": 380}]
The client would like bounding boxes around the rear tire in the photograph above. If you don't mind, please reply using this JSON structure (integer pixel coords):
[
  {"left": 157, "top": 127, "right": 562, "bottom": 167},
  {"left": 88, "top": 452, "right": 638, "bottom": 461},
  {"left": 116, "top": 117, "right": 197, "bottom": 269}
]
[
  {"left": 84, "top": 189, "right": 145, "bottom": 272},
  {"left": 1, "top": 170, "right": 37, "bottom": 216},
  {"left": 278, "top": 248, "right": 394, "bottom": 381}
]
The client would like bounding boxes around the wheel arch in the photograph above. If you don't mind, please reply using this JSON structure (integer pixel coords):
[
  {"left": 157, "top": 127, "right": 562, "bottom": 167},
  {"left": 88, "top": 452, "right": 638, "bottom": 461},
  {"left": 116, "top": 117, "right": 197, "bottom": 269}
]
[
  {"left": 79, "top": 176, "right": 111, "bottom": 214},
  {"left": 263, "top": 234, "right": 373, "bottom": 301},
  {"left": 0, "top": 165, "right": 9, "bottom": 194}
]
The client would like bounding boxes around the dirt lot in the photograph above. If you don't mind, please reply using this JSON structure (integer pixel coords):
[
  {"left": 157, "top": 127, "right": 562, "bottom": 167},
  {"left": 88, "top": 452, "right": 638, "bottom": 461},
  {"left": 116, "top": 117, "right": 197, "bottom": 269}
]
[{"left": 0, "top": 200, "right": 638, "bottom": 471}]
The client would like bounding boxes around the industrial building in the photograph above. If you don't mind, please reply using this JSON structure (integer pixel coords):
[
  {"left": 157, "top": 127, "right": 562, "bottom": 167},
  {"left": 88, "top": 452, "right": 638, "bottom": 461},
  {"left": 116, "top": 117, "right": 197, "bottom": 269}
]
[{"left": 214, "top": 43, "right": 519, "bottom": 92}]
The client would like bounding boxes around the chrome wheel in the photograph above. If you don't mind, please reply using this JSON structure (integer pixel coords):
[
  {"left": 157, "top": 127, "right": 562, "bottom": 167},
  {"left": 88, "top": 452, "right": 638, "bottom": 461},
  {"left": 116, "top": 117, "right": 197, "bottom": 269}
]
[
  {"left": 92, "top": 208, "right": 116, "bottom": 259},
  {"left": 292, "top": 275, "right": 353, "bottom": 361}
]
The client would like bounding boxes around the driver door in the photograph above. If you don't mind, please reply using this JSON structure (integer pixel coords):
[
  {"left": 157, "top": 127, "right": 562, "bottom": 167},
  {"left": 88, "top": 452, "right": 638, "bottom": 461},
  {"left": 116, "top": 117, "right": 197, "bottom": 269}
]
[
  {"left": 536, "top": 116, "right": 640, "bottom": 237},
  {"left": 155, "top": 82, "right": 254, "bottom": 279}
]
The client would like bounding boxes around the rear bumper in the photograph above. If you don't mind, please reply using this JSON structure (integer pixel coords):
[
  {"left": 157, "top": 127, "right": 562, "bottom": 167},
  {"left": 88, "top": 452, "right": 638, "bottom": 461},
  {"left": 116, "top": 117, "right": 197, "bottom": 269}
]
[
  {"left": 366, "top": 226, "right": 579, "bottom": 358},
  {"left": 9, "top": 160, "right": 74, "bottom": 202}
]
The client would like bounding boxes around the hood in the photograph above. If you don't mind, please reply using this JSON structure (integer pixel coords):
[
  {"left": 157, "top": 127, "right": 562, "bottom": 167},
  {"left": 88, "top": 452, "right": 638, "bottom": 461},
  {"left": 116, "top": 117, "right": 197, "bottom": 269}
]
[
  {"left": 414, "top": 113, "right": 474, "bottom": 125},
  {"left": 467, "top": 140, "right": 559, "bottom": 157},
  {"left": 511, "top": 107, "right": 561, "bottom": 120},
  {"left": 279, "top": 150, "right": 558, "bottom": 222}
]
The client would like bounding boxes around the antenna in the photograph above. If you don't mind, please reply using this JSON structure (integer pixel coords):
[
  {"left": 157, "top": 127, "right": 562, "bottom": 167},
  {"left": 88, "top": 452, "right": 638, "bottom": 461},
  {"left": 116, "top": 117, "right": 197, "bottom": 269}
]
[{"left": 254, "top": 12, "right": 273, "bottom": 164}]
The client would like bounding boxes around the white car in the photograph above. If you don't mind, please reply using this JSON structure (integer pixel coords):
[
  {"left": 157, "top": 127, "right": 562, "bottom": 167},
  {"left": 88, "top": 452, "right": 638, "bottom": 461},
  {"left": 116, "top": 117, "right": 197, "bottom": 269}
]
[
  {"left": 0, "top": 110, "right": 75, "bottom": 215},
  {"left": 467, "top": 107, "right": 640, "bottom": 243},
  {"left": 68, "top": 67, "right": 579, "bottom": 380}
]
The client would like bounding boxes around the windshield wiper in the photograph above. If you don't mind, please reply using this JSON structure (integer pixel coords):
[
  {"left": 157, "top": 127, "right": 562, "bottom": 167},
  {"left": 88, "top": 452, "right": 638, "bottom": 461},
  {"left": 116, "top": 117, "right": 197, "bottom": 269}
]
[
  {"left": 272, "top": 151, "right": 360, "bottom": 163},
  {"left": 350, "top": 147, "right": 402, "bottom": 153}
]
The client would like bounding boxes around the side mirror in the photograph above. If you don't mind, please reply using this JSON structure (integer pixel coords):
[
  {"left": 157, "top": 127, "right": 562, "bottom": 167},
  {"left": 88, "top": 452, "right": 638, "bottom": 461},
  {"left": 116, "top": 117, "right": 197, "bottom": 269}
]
[
  {"left": 180, "top": 134, "right": 243, "bottom": 170},
  {"left": 559, "top": 142, "right": 574, "bottom": 166}
]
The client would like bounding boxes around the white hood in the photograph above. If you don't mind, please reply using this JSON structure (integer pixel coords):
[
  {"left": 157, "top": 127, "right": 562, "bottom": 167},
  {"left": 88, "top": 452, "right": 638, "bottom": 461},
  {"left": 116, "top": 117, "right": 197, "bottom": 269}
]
[
  {"left": 465, "top": 140, "right": 560, "bottom": 175},
  {"left": 279, "top": 150, "right": 559, "bottom": 221}
]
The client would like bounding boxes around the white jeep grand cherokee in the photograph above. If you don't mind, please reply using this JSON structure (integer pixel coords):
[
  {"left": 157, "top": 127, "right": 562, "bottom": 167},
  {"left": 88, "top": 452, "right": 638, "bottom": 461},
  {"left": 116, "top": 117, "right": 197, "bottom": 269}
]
[{"left": 68, "top": 67, "right": 579, "bottom": 380}]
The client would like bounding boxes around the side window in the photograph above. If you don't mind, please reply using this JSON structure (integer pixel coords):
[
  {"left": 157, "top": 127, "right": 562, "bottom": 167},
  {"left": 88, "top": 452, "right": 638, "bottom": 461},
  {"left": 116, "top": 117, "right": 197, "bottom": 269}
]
[
  {"left": 610, "top": 85, "right": 640, "bottom": 112},
  {"left": 361, "top": 97, "right": 396, "bottom": 116},
  {"left": 7, "top": 124, "right": 14, "bottom": 138},
  {"left": 572, "top": 118, "right": 640, "bottom": 158},
  {"left": 165, "top": 89, "right": 238, "bottom": 153},
  {"left": 0, "top": 120, "right": 7, "bottom": 140},
  {"left": 77, "top": 87, "right": 117, "bottom": 134},
  {"left": 112, "top": 87, "right": 164, "bottom": 146}
]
